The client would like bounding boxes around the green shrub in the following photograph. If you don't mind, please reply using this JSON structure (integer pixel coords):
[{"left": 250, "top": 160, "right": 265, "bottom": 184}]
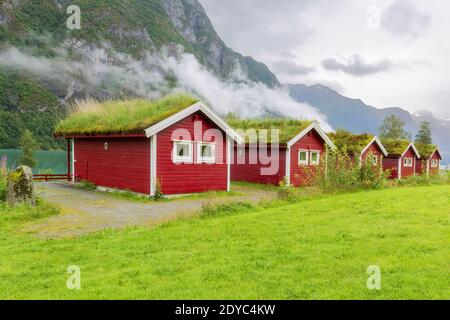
[
  {"left": 278, "top": 177, "right": 301, "bottom": 202},
  {"left": 0, "top": 176, "right": 6, "bottom": 202},
  {"left": 201, "top": 201, "right": 254, "bottom": 218},
  {"left": 395, "top": 174, "right": 445, "bottom": 187},
  {"left": 311, "top": 149, "right": 387, "bottom": 193},
  {"left": 76, "top": 180, "right": 97, "bottom": 190},
  {"left": 152, "top": 178, "right": 165, "bottom": 201}
]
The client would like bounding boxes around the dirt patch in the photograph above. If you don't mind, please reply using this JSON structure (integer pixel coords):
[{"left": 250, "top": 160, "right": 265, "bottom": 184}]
[{"left": 24, "top": 182, "right": 277, "bottom": 238}]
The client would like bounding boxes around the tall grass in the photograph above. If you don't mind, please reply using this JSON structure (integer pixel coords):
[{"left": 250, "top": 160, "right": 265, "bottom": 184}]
[{"left": 55, "top": 94, "right": 199, "bottom": 136}]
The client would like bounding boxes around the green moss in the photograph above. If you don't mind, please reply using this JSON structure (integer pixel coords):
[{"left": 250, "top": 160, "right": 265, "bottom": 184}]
[
  {"left": 227, "top": 118, "right": 313, "bottom": 144},
  {"left": 55, "top": 94, "right": 199, "bottom": 136},
  {"left": 328, "top": 129, "right": 374, "bottom": 155},
  {"left": 381, "top": 139, "right": 411, "bottom": 157},
  {"left": 415, "top": 143, "right": 437, "bottom": 159}
]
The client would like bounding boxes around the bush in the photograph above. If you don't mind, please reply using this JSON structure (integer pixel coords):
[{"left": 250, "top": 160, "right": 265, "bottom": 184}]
[
  {"left": 0, "top": 176, "right": 6, "bottom": 202},
  {"left": 76, "top": 180, "right": 97, "bottom": 190},
  {"left": 278, "top": 177, "right": 300, "bottom": 202},
  {"left": 395, "top": 174, "right": 446, "bottom": 187},
  {"left": 311, "top": 149, "right": 388, "bottom": 193}
]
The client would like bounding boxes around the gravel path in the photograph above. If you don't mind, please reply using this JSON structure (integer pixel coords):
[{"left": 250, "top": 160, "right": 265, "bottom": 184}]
[{"left": 24, "top": 182, "right": 277, "bottom": 238}]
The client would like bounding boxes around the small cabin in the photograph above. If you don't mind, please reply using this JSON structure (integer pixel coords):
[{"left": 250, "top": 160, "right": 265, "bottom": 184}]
[
  {"left": 415, "top": 144, "right": 442, "bottom": 177},
  {"left": 228, "top": 119, "right": 336, "bottom": 187},
  {"left": 54, "top": 95, "right": 242, "bottom": 196},
  {"left": 328, "top": 130, "right": 388, "bottom": 167},
  {"left": 382, "top": 140, "right": 420, "bottom": 179}
]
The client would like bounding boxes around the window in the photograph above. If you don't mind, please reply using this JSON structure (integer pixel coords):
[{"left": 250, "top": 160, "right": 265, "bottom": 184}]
[
  {"left": 404, "top": 158, "right": 413, "bottom": 167},
  {"left": 173, "top": 141, "right": 193, "bottom": 163},
  {"left": 310, "top": 151, "right": 320, "bottom": 165},
  {"left": 371, "top": 155, "right": 378, "bottom": 166},
  {"left": 298, "top": 150, "right": 308, "bottom": 165},
  {"left": 198, "top": 142, "right": 216, "bottom": 163},
  {"left": 431, "top": 160, "right": 438, "bottom": 168}
]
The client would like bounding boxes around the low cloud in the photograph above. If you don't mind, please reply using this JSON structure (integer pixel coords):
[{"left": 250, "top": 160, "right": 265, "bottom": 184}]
[
  {"left": 322, "top": 54, "right": 395, "bottom": 76},
  {"left": 382, "top": 0, "right": 431, "bottom": 38},
  {"left": 0, "top": 43, "right": 332, "bottom": 130},
  {"left": 271, "top": 60, "right": 316, "bottom": 76}
]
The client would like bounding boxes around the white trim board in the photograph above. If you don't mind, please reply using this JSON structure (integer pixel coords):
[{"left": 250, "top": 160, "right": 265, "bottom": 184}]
[
  {"left": 285, "top": 147, "right": 291, "bottom": 185},
  {"left": 144, "top": 101, "right": 243, "bottom": 145},
  {"left": 227, "top": 136, "right": 231, "bottom": 192},
  {"left": 286, "top": 122, "right": 336, "bottom": 150},
  {"left": 150, "top": 134, "right": 157, "bottom": 196}
]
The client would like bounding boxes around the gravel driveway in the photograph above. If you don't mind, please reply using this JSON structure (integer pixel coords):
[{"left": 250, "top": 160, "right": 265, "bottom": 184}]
[{"left": 24, "top": 182, "right": 277, "bottom": 238}]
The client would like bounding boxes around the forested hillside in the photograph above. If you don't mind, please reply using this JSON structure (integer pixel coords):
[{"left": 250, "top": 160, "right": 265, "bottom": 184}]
[{"left": 0, "top": 0, "right": 278, "bottom": 149}]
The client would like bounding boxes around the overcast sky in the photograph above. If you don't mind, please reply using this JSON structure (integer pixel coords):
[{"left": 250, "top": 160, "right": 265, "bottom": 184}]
[{"left": 199, "top": 0, "right": 450, "bottom": 118}]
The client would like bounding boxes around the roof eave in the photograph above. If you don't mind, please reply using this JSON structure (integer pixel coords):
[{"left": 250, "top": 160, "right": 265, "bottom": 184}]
[
  {"left": 144, "top": 101, "right": 244, "bottom": 144},
  {"left": 287, "top": 122, "right": 336, "bottom": 150},
  {"left": 360, "top": 136, "right": 388, "bottom": 157}
]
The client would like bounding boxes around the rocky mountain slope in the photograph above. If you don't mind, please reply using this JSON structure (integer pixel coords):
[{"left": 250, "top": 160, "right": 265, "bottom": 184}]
[{"left": 0, "top": 0, "right": 278, "bottom": 149}]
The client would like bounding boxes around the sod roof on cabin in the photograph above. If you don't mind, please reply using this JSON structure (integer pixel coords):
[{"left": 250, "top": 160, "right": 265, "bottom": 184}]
[
  {"left": 54, "top": 94, "right": 199, "bottom": 136},
  {"left": 381, "top": 139, "right": 411, "bottom": 157},
  {"left": 415, "top": 143, "right": 438, "bottom": 159},
  {"left": 227, "top": 118, "right": 314, "bottom": 144},
  {"left": 328, "top": 129, "right": 374, "bottom": 155}
]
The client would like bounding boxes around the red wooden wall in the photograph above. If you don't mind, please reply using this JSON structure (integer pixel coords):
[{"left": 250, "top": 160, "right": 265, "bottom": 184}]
[
  {"left": 156, "top": 111, "right": 228, "bottom": 195},
  {"left": 231, "top": 145, "right": 286, "bottom": 185},
  {"left": 290, "top": 129, "right": 325, "bottom": 187},
  {"left": 74, "top": 137, "right": 150, "bottom": 194},
  {"left": 401, "top": 147, "right": 416, "bottom": 178}
]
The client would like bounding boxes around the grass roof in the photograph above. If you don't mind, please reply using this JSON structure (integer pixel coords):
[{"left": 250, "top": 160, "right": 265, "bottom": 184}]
[
  {"left": 328, "top": 129, "right": 374, "bottom": 155},
  {"left": 415, "top": 143, "right": 437, "bottom": 159},
  {"left": 227, "top": 118, "right": 313, "bottom": 144},
  {"left": 381, "top": 139, "right": 411, "bottom": 157},
  {"left": 54, "top": 94, "right": 199, "bottom": 136}
]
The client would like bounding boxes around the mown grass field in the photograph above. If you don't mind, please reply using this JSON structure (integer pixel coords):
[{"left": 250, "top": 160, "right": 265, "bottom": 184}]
[{"left": 0, "top": 185, "right": 449, "bottom": 299}]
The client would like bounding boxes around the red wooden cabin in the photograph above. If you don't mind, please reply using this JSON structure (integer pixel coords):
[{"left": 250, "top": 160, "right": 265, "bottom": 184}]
[
  {"left": 56, "top": 98, "right": 242, "bottom": 196},
  {"left": 415, "top": 145, "right": 442, "bottom": 177},
  {"left": 228, "top": 120, "right": 336, "bottom": 187},
  {"left": 382, "top": 140, "right": 420, "bottom": 179}
]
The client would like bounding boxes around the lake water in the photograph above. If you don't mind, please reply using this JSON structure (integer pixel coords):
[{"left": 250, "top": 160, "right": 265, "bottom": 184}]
[{"left": 0, "top": 149, "right": 68, "bottom": 174}]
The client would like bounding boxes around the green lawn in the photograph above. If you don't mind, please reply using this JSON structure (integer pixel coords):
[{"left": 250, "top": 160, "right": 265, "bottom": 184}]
[{"left": 0, "top": 185, "right": 449, "bottom": 299}]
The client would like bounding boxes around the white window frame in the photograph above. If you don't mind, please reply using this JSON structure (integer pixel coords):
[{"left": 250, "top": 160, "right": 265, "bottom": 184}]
[
  {"left": 431, "top": 159, "right": 438, "bottom": 168},
  {"left": 172, "top": 140, "right": 193, "bottom": 164},
  {"left": 403, "top": 157, "right": 413, "bottom": 167},
  {"left": 298, "top": 150, "right": 309, "bottom": 166},
  {"left": 371, "top": 155, "right": 378, "bottom": 166},
  {"left": 310, "top": 150, "right": 321, "bottom": 165},
  {"left": 197, "top": 142, "right": 216, "bottom": 164}
]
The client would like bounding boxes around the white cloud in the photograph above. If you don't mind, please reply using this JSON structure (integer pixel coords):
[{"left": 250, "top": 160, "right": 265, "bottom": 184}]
[{"left": 199, "top": 0, "right": 450, "bottom": 118}]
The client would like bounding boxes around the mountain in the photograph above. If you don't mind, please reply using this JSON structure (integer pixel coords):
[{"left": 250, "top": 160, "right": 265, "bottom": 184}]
[
  {"left": 0, "top": 0, "right": 279, "bottom": 149},
  {"left": 288, "top": 84, "right": 450, "bottom": 163}
]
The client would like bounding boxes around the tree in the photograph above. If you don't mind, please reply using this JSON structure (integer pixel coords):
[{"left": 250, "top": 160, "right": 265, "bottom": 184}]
[
  {"left": 379, "top": 115, "right": 410, "bottom": 140},
  {"left": 415, "top": 121, "right": 432, "bottom": 145},
  {"left": 19, "top": 130, "right": 38, "bottom": 168}
]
